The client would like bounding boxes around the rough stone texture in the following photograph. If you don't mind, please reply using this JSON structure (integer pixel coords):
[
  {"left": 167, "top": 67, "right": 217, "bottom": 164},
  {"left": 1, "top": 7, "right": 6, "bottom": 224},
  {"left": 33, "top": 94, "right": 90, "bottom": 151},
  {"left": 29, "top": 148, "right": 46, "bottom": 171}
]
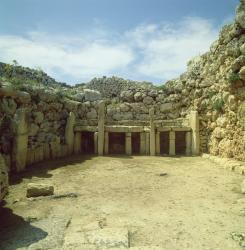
[
  {"left": 26, "top": 183, "right": 54, "bottom": 197},
  {"left": 0, "top": 154, "right": 8, "bottom": 201}
]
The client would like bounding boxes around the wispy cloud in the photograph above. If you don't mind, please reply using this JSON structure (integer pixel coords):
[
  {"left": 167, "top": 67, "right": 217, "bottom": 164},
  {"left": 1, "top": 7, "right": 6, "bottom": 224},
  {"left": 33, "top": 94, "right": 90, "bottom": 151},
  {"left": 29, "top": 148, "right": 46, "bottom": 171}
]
[{"left": 0, "top": 17, "right": 219, "bottom": 84}]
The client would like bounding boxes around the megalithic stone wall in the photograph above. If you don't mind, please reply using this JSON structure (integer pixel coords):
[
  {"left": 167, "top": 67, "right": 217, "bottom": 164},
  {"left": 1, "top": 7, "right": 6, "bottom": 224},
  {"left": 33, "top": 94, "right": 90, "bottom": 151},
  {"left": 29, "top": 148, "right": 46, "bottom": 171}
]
[{"left": 0, "top": 154, "right": 8, "bottom": 202}]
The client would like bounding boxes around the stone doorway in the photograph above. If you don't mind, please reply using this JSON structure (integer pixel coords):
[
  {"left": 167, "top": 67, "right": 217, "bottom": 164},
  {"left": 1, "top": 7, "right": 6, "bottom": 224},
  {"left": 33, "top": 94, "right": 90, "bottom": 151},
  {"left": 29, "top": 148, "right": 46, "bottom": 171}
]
[
  {"left": 175, "top": 131, "right": 186, "bottom": 155},
  {"left": 131, "top": 132, "right": 140, "bottom": 155},
  {"left": 109, "top": 132, "right": 125, "bottom": 154},
  {"left": 81, "top": 132, "right": 95, "bottom": 154},
  {"left": 160, "top": 132, "right": 169, "bottom": 155}
]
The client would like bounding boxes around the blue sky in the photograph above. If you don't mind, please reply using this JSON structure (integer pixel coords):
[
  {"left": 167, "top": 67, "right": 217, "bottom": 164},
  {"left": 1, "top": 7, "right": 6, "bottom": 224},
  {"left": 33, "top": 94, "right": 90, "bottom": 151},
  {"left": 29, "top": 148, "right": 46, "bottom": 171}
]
[{"left": 0, "top": 0, "right": 239, "bottom": 85}]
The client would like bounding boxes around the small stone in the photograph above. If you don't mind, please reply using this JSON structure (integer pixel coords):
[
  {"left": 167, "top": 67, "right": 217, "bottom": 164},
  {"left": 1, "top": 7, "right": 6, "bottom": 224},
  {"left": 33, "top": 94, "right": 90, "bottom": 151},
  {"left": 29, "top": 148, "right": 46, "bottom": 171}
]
[{"left": 26, "top": 183, "right": 54, "bottom": 198}]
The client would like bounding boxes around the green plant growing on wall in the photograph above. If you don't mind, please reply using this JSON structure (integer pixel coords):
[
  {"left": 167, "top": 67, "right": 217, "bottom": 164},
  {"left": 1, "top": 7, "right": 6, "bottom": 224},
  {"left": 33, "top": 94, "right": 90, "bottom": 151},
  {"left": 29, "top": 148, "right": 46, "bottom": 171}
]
[
  {"left": 228, "top": 72, "right": 240, "bottom": 83},
  {"left": 212, "top": 98, "right": 225, "bottom": 112}
]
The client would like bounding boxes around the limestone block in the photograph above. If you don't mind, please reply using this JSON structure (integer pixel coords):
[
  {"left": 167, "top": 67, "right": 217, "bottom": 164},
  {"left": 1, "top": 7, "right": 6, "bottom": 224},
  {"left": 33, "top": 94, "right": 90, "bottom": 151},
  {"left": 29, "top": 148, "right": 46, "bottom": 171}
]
[
  {"left": 98, "top": 101, "right": 105, "bottom": 156},
  {"left": 26, "top": 183, "right": 54, "bottom": 198},
  {"left": 239, "top": 66, "right": 245, "bottom": 81},
  {"left": 169, "top": 131, "right": 176, "bottom": 156},
  {"left": 94, "top": 132, "right": 98, "bottom": 154},
  {"left": 33, "top": 111, "right": 44, "bottom": 124},
  {"left": 65, "top": 112, "right": 75, "bottom": 155},
  {"left": 160, "top": 103, "right": 173, "bottom": 113},
  {"left": 86, "top": 108, "right": 97, "bottom": 119},
  {"left": 84, "top": 89, "right": 102, "bottom": 101},
  {"left": 28, "top": 123, "right": 39, "bottom": 136},
  {"left": 143, "top": 96, "right": 154, "bottom": 105},
  {"left": 0, "top": 154, "right": 8, "bottom": 201},
  {"left": 0, "top": 97, "right": 17, "bottom": 115},
  {"left": 12, "top": 109, "right": 28, "bottom": 172},
  {"left": 125, "top": 132, "right": 132, "bottom": 155}
]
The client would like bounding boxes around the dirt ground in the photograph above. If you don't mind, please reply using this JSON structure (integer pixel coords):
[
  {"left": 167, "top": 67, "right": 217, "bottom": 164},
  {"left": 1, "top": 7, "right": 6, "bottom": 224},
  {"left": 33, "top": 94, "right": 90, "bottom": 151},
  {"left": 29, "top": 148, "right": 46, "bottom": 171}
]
[{"left": 0, "top": 155, "right": 245, "bottom": 250}]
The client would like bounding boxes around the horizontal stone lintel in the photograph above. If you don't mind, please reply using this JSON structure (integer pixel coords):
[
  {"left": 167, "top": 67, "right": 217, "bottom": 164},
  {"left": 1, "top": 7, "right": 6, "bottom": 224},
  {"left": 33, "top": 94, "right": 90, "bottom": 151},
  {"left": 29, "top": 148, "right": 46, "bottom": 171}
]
[
  {"left": 74, "top": 126, "right": 98, "bottom": 132},
  {"left": 105, "top": 126, "right": 150, "bottom": 133},
  {"left": 157, "top": 127, "right": 192, "bottom": 132}
]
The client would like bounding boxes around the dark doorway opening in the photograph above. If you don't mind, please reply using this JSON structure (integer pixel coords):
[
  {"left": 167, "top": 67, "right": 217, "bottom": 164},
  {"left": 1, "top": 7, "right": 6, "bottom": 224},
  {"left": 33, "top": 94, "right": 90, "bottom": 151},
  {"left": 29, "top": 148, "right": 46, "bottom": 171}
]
[
  {"left": 132, "top": 132, "right": 140, "bottom": 155},
  {"left": 175, "top": 131, "right": 186, "bottom": 155},
  {"left": 160, "top": 132, "right": 169, "bottom": 155},
  {"left": 109, "top": 132, "right": 125, "bottom": 154},
  {"left": 81, "top": 132, "right": 95, "bottom": 154}
]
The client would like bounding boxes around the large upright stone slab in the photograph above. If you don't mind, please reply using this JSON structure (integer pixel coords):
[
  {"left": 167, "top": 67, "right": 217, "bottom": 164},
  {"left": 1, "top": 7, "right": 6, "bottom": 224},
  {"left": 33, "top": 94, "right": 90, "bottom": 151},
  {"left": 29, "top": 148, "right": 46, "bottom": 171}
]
[
  {"left": 65, "top": 112, "right": 75, "bottom": 155},
  {"left": 104, "top": 131, "right": 109, "bottom": 155},
  {"left": 12, "top": 108, "right": 28, "bottom": 172},
  {"left": 98, "top": 101, "right": 105, "bottom": 156},
  {"left": 190, "top": 111, "right": 200, "bottom": 155},
  {"left": 156, "top": 131, "right": 160, "bottom": 155},
  {"left": 125, "top": 132, "right": 132, "bottom": 155},
  {"left": 145, "top": 132, "right": 150, "bottom": 155},
  {"left": 169, "top": 131, "right": 176, "bottom": 156},
  {"left": 140, "top": 132, "right": 146, "bottom": 155},
  {"left": 94, "top": 132, "right": 98, "bottom": 154},
  {"left": 186, "top": 131, "right": 192, "bottom": 156},
  {"left": 149, "top": 108, "right": 156, "bottom": 156}
]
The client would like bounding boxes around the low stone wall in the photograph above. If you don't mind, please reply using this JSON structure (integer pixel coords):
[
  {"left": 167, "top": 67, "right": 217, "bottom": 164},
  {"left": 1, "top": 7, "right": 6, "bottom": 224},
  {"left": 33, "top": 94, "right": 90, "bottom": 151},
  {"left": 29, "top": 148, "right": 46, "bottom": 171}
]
[{"left": 202, "top": 153, "right": 245, "bottom": 175}]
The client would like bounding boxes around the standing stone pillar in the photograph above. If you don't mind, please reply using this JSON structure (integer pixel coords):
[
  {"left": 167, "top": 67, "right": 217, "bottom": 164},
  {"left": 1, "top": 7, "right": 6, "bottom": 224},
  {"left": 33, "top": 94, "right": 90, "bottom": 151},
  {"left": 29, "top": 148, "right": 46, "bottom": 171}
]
[
  {"left": 190, "top": 111, "right": 200, "bottom": 155},
  {"left": 65, "top": 112, "right": 75, "bottom": 155},
  {"left": 156, "top": 131, "right": 160, "bottom": 155},
  {"left": 74, "top": 132, "right": 81, "bottom": 154},
  {"left": 98, "top": 101, "right": 105, "bottom": 156},
  {"left": 125, "top": 132, "right": 132, "bottom": 155},
  {"left": 94, "top": 132, "right": 98, "bottom": 154},
  {"left": 145, "top": 132, "right": 150, "bottom": 155},
  {"left": 104, "top": 131, "right": 109, "bottom": 155},
  {"left": 149, "top": 108, "right": 156, "bottom": 156},
  {"left": 185, "top": 132, "right": 192, "bottom": 156},
  {"left": 169, "top": 131, "right": 176, "bottom": 156},
  {"left": 140, "top": 132, "right": 146, "bottom": 155},
  {"left": 12, "top": 109, "right": 28, "bottom": 172}
]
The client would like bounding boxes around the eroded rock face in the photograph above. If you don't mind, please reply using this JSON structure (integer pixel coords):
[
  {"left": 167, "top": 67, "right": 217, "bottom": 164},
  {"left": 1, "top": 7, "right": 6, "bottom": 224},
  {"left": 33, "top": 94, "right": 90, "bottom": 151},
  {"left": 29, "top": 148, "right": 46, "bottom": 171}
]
[{"left": 0, "top": 154, "right": 8, "bottom": 202}]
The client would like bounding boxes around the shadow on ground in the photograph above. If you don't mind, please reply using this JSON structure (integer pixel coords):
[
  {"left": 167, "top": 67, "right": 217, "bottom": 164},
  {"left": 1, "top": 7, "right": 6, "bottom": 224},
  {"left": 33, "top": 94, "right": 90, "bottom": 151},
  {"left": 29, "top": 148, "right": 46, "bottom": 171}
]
[
  {"left": 0, "top": 205, "right": 48, "bottom": 250},
  {"left": 9, "top": 154, "right": 96, "bottom": 185}
]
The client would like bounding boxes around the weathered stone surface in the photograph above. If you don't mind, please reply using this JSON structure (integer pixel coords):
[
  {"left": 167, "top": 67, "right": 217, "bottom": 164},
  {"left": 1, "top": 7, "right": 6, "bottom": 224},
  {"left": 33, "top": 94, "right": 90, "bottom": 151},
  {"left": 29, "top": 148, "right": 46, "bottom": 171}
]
[
  {"left": 239, "top": 66, "right": 245, "bottom": 80},
  {"left": 160, "top": 103, "right": 173, "bottom": 113},
  {"left": 0, "top": 154, "right": 8, "bottom": 201},
  {"left": 84, "top": 89, "right": 101, "bottom": 101},
  {"left": 26, "top": 183, "right": 54, "bottom": 197}
]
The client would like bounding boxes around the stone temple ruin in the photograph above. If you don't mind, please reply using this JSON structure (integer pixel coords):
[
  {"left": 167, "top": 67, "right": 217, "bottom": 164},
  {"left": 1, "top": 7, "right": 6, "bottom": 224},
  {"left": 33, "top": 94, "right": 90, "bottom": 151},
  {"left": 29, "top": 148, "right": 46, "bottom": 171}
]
[{"left": 0, "top": 1, "right": 245, "bottom": 248}]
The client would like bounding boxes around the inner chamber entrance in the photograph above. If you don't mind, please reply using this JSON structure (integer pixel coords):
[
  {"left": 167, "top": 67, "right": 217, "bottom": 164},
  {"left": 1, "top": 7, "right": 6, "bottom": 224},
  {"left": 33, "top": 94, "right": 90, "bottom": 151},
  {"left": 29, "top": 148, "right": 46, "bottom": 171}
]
[
  {"left": 81, "top": 132, "right": 95, "bottom": 154},
  {"left": 175, "top": 131, "right": 186, "bottom": 155},
  {"left": 160, "top": 132, "right": 169, "bottom": 155},
  {"left": 109, "top": 132, "right": 125, "bottom": 154},
  {"left": 131, "top": 132, "right": 140, "bottom": 155}
]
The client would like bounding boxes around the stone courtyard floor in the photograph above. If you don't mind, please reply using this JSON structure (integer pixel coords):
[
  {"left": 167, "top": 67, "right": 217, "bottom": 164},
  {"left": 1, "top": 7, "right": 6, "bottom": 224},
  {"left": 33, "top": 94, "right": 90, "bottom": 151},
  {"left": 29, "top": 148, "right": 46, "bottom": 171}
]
[{"left": 0, "top": 155, "right": 245, "bottom": 250}]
